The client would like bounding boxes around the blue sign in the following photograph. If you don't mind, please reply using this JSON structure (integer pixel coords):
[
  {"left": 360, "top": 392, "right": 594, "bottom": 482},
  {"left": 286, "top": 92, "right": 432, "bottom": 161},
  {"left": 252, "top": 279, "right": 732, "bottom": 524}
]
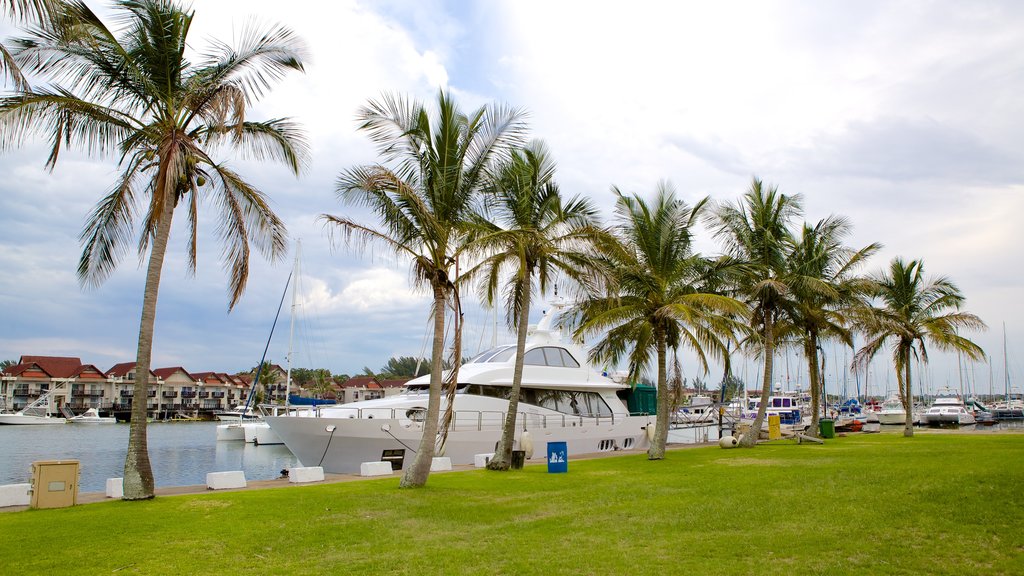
[{"left": 547, "top": 441, "right": 568, "bottom": 473}]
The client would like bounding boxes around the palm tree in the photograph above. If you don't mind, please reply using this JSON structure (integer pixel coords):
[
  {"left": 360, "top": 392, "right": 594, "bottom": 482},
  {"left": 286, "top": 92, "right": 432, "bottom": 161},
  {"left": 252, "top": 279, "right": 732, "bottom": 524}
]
[
  {"left": 575, "top": 182, "right": 745, "bottom": 460},
  {"left": 854, "top": 258, "right": 986, "bottom": 436},
  {"left": 321, "top": 90, "right": 527, "bottom": 488},
  {"left": 1, "top": 0, "right": 57, "bottom": 90},
  {"left": 710, "top": 178, "right": 801, "bottom": 447},
  {"left": 785, "top": 216, "right": 879, "bottom": 435},
  {"left": 462, "top": 139, "right": 605, "bottom": 470},
  {"left": 0, "top": 0, "right": 308, "bottom": 499}
]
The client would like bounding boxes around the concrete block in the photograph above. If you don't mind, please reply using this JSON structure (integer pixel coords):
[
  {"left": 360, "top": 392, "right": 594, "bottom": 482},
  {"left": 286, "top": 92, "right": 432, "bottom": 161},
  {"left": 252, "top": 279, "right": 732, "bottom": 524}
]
[
  {"left": 474, "top": 453, "right": 494, "bottom": 468},
  {"left": 105, "top": 478, "right": 124, "bottom": 498},
  {"left": 359, "top": 461, "right": 393, "bottom": 477},
  {"left": 206, "top": 471, "right": 247, "bottom": 490},
  {"left": 289, "top": 466, "right": 325, "bottom": 484},
  {"left": 0, "top": 483, "right": 31, "bottom": 507},
  {"left": 430, "top": 457, "right": 452, "bottom": 471}
]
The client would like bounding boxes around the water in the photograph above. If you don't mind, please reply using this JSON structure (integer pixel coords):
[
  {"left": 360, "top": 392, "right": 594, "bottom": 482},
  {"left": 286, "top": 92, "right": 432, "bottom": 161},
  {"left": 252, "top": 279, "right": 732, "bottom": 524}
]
[{"left": 0, "top": 421, "right": 298, "bottom": 493}]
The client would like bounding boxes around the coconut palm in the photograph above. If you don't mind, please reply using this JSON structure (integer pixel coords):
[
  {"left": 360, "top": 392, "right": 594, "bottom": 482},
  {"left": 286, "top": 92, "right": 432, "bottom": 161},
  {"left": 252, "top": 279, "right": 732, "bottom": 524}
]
[
  {"left": 1, "top": 0, "right": 58, "bottom": 90},
  {"left": 784, "top": 216, "right": 879, "bottom": 436},
  {"left": 322, "top": 90, "right": 527, "bottom": 488},
  {"left": 710, "top": 178, "right": 801, "bottom": 447},
  {"left": 575, "top": 182, "right": 745, "bottom": 459},
  {"left": 0, "top": 0, "right": 308, "bottom": 499},
  {"left": 854, "top": 258, "right": 986, "bottom": 436},
  {"left": 462, "top": 139, "right": 605, "bottom": 470}
]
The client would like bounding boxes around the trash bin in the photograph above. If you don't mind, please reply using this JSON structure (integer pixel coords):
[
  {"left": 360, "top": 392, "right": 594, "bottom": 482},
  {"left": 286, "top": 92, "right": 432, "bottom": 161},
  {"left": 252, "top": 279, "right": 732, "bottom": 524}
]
[
  {"left": 30, "top": 460, "right": 79, "bottom": 509},
  {"left": 547, "top": 442, "right": 567, "bottom": 473},
  {"left": 511, "top": 450, "right": 525, "bottom": 470},
  {"left": 819, "top": 418, "right": 835, "bottom": 439}
]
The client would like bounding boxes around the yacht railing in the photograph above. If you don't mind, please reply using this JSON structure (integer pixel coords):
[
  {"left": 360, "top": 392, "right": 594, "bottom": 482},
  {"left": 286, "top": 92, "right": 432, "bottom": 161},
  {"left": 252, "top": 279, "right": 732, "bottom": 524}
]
[{"left": 282, "top": 406, "right": 626, "bottom": 431}]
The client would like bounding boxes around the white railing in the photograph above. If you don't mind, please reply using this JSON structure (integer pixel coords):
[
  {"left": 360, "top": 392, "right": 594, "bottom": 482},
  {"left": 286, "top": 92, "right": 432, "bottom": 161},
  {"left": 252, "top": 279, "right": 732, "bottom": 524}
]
[{"left": 293, "top": 406, "right": 623, "bottom": 432}]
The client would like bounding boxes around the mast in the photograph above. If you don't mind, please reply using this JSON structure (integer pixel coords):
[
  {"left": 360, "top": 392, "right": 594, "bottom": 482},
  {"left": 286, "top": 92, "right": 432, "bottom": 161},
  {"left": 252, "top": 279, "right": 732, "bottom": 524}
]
[
  {"left": 1005, "top": 322, "right": 1010, "bottom": 403},
  {"left": 284, "top": 241, "right": 301, "bottom": 410}
]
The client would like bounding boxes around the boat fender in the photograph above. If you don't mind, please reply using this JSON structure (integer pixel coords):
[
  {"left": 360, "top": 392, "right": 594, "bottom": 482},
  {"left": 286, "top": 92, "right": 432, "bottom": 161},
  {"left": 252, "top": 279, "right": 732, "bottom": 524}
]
[
  {"left": 645, "top": 423, "right": 656, "bottom": 443},
  {"left": 520, "top": 430, "right": 534, "bottom": 459},
  {"left": 718, "top": 435, "right": 739, "bottom": 449}
]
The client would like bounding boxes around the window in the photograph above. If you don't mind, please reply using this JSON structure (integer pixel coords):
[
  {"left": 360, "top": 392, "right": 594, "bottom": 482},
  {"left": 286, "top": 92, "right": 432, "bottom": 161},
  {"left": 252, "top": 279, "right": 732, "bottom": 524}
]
[{"left": 523, "top": 349, "right": 546, "bottom": 366}]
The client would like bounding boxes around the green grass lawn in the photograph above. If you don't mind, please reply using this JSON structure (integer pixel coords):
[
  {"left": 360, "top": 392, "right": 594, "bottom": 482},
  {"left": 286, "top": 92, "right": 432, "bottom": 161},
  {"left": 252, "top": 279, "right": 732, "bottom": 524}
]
[{"left": 2, "top": 433, "right": 1022, "bottom": 575}]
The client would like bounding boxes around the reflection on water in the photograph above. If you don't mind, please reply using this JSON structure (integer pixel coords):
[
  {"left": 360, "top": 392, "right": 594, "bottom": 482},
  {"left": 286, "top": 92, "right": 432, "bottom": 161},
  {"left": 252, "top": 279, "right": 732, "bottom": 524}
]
[{"left": 0, "top": 421, "right": 297, "bottom": 493}]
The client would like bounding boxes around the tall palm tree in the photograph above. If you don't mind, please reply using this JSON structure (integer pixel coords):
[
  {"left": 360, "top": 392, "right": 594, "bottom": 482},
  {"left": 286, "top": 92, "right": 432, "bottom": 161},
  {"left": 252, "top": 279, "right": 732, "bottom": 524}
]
[
  {"left": 575, "top": 182, "right": 745, "bottom": 460},
  {"left": 785, "top": 216, "right": 879, "bottom": 435},
  {"left": 462, "top": 139, "right": 605, "bottom": 470},
  {"left": 854, "top": 258, "right": 986, "bottom": 437},
  {"left": 322, "top": 90, "right": 527, "bottom": 488},
  {"left": 710, "top": 178, "right": 801, "bottom": 447},
  {"left": 0, "top": 0, "right": 308, "bottom": 499}
]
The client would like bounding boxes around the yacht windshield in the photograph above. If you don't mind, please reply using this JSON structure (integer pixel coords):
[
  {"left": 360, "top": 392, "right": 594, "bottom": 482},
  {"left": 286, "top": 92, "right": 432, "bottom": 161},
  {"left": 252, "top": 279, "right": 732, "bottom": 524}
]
[{"left": 467, "top": 345, "right": 516, "bottom": 364}]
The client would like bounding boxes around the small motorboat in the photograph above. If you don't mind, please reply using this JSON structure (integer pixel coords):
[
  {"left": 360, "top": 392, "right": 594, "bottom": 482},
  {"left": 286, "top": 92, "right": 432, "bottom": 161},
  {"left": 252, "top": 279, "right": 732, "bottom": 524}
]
[{"left": 66, "top": 407, "right": 116, "bottom": 424}]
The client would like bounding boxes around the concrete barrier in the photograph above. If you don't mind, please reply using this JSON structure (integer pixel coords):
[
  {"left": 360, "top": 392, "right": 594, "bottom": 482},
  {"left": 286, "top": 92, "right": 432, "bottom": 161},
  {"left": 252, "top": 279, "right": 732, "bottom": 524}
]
[
  {"left": 430, "top": 457, "right": 453, "bottom": 471},
  {"left": 360, "top": 461, "right": 393, "bottom": 477},
  {"left": 473, "top": 453, "right": 494, "bottom": 468},
  {"left": 0, "top": 483, "right": 31, "bottom": 507},
  {"left": 289, "top": 466, "right": 325, "bottom": 484},
  {"left": 105, "top": 478, "right": 124, "bottom": 498},
  {"left": 206, "top": 471, "right": 247, "bottom": 490}
]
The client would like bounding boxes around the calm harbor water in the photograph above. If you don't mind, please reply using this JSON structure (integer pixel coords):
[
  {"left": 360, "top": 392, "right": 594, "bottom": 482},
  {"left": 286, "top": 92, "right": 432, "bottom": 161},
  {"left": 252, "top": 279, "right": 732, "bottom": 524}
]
[{"left": 0, "top": 421, "right": 298, "bottom": 493}]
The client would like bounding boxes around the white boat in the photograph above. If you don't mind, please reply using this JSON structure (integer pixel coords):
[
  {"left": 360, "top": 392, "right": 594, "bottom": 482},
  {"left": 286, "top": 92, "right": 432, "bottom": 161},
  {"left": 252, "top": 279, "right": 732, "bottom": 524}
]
[
  {"left": 0, "top": 409, "right": 66, "bottom": 425},
  {"left": 921, "top": 390, "right": 976, "bottom": 427},
  {"left": 216, "top": 422, "right": 246, "bottom": 441},
  {"left": 66, "top": 407, "right": 116, "bottom": 424},
  {"left": 876, "top": 395, "right": 907, "bottom": 425},
  {"left": 0, "top": 382, "right": 70, "bottom": 425},
  {"left": 213, "top": 405, "right": 260, "bottom": 421},
  {"left": 266, "top": 303, "right": 652, "bottom": 474}
]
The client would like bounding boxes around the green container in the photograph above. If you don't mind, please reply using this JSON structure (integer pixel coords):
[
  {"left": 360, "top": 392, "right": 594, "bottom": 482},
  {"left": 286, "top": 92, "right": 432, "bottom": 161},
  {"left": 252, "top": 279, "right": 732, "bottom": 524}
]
[
  {"left": 625, "top": 384, "right": 657, "bottom": 415},
  {"left": 819, "top": 418, "right": 835, "bottom": 439}
]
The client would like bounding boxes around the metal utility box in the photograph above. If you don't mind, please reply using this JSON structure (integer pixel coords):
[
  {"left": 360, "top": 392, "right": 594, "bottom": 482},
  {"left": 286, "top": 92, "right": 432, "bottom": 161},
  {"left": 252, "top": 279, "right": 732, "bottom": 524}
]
[{"left": 30, "top": 460, "right": 80, "bottom": 509}]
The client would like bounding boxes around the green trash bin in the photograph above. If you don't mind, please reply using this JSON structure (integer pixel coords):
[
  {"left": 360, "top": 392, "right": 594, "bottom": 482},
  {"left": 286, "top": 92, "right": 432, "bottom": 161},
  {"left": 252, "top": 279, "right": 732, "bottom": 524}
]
[{"left": 819, "top": 418, "right": 835, "bottom": 439}]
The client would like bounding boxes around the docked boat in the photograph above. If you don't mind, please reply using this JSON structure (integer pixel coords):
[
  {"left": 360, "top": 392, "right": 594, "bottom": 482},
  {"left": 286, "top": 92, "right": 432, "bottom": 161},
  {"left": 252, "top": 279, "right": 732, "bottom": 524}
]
[
  {"left": 0, "top": 409, "right": 66, "bottom": 425},
  {"left": 741, "top": 394, "right": 803, "bottom": 426},
  {"left": 66, "top": 407, "right": 116, "bottom": 424},
  {"left": 266, "top": 304, "right": 652, "bottom": 474},
  {"left": 921, "top": 390, "right": 976, "bottom": 427},
  {"left": 876, "top": 395, "right": 907, "bottom": 425},
  {"left": 213, "top": 404, "right": 260, "bottom": 421}
]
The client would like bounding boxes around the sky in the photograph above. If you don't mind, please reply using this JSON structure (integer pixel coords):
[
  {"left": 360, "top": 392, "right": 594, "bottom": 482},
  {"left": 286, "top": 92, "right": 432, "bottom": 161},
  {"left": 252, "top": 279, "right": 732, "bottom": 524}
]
[{"left": 1, "top": 0, "right": 1022, "bottom": 397}]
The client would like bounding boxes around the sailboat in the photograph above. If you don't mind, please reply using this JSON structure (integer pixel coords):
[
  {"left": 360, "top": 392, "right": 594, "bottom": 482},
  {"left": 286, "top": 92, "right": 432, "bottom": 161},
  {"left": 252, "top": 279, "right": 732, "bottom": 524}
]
[
  {"left": 217, "top": 243, "right": 301, "bottom": 442},
  {"left": 0, "top": 381, "right": 71, "bottom": 425}
]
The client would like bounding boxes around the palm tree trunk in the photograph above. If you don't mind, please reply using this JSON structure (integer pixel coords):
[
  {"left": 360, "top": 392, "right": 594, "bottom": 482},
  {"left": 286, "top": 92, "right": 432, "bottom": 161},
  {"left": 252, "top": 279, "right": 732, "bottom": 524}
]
[
  {"left": 123, "top": 190, "right": 175, "bottom": 500},
  {"left": 742, "top": 313, "right": 774, "bottom": 447},
  {"left": 903, "top": 346, "right": 914, "bottom": 438},
  {"left": 488, "top": 281, "right": 532, "bottom": 470},
  {"left": 648, "top": 326, "right": 669, "bottom": 459},
  {"left": 806, "top": 336, "right": 821, "bottom": 437},
  {"left": 400, "top": 282, "right": 446, "bottom": 488}
]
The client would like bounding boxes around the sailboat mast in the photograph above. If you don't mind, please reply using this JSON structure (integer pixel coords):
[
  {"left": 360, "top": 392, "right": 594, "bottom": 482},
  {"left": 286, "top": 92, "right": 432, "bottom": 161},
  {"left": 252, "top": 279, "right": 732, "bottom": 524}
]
[
  {"left": 285, "top": 241, "right": 302, "bottom": 410},
  {"left": 1005, "top": 322, "right": 1010, "bottom": 403}
]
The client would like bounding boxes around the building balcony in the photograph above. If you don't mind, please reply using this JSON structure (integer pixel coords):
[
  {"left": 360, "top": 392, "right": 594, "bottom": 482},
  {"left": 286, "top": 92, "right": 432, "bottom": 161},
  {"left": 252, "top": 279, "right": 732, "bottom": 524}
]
[
  {"left": 198, "top": 391, "right": 210, "bottom": 398},
  {"left": 162, "top": 391, "right": 178, "bottom": 398},
  {"left": 212, "top": 391, "right": 225, "bottom": 398},
  {"left": 181, "top": 391, "right": 196, "bottom": 398}
]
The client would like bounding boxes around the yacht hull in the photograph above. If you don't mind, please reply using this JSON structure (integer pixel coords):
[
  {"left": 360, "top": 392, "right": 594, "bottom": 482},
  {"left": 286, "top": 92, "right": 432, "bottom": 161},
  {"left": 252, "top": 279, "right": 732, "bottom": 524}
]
[
  {"left": 0, "top": 413, "right": 66, "bottom": 425},
  {"left": 267, "top": 412, "right": 651, "bottom": 474}
]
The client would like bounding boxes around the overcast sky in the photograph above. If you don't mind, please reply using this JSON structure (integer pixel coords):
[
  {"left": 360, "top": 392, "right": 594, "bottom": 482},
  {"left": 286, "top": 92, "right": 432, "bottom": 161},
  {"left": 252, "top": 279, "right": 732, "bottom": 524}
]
[{"left": 1, "top": 0, "right": 1021, "bottom": 397}]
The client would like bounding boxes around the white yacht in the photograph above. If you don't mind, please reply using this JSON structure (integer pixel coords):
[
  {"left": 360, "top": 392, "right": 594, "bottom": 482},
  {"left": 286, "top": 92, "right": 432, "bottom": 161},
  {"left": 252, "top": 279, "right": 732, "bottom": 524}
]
[
  {"left": 266, "top": 304, "right": 652, "bottom": 474},
  {"left": 921, "top": 390, "right": 976, "bottom": 427},
  {"left": 876, "top": 394, "right": 907, "bottom": 425}
]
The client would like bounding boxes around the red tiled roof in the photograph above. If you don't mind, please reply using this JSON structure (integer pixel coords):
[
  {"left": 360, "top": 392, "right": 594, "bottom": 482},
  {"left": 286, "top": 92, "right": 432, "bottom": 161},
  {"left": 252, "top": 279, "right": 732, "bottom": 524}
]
[
  {"left": 340, "top": 376, "right": 378, "bottom": 389},
  {"left": 19, "top": 355, "right": 83, "bottom": 379},
  {"left": 379, "top": 378, "right": 411, "bottom": 388},
  {"left": 3, "top": 362, "right": 50, "bottom": 378},
  {"left": 105, "top": 362, "right": 158, "bottom": 380},
  {"left": 153, "top": 367, "right": 195, "bottom": 380}
]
